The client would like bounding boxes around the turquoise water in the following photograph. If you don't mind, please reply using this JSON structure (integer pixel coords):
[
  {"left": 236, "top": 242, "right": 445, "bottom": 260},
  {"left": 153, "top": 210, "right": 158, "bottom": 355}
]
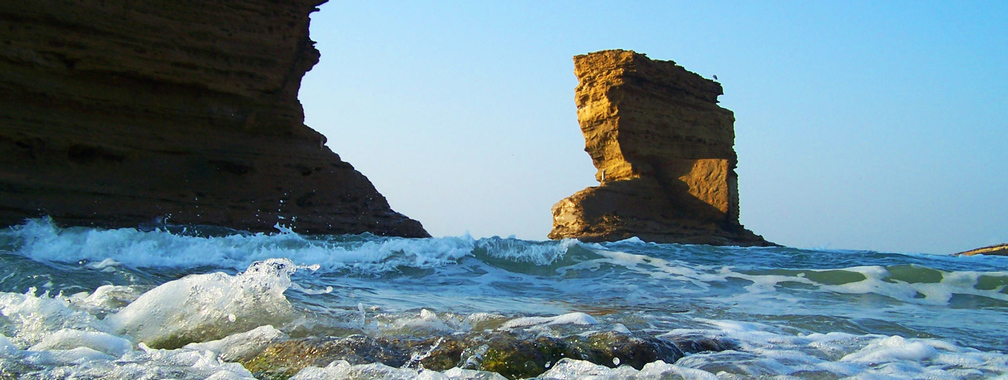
[{"left": 1, "top": 218, "right": 1006, "bottom": 379}]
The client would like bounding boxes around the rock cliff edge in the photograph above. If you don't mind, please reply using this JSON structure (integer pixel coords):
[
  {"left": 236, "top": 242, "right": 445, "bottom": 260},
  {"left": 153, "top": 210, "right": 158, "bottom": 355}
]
[
  {"left": 0, "top": 0, "right": 427, "bottom": 236},
  {"left": 549, "top": 50, "right": 770, "bottom": 246}
]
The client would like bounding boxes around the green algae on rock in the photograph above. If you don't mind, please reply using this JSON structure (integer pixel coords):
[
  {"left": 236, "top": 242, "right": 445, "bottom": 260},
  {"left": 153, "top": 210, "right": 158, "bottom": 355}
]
[{"left": 239, "top": 331, "right": 736, "bottom": 380}]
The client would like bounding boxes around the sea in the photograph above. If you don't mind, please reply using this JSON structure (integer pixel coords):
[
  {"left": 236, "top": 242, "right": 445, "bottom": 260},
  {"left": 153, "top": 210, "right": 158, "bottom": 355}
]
[{"left": 1, "top": 218, "right": 1006, "bottom": 379}]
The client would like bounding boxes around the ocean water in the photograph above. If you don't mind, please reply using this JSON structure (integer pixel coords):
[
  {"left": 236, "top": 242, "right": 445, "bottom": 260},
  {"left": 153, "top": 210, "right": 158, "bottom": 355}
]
[{"left": 0, "top": 218, "right": 1006, "bottom": 379}]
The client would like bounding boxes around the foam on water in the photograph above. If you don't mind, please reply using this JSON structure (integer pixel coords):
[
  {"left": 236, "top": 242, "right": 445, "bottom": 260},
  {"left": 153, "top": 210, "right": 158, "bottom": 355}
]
[
  {"left": 183, "top": 325, "right": 287, "bottom": 363},
  {"left": 4, "top": 219, "right": 489, "bottom": 273},
  {"left": 28, "top": 329, "right": 132, "bottom": 357},
  {"left": 0, "top": 289, "right": 264, "bottom": 379},
  {"left": 0, "top": 289, "right": 110, "bottom": 348},
  {"left": 571, "top": 245, "right": 1008, "bottom": 308},
  {"left": 499, "top": 312, "right": 598, "bottom": 330},
  {"left": 475, "top": 237, "right": 578, "bottom": 266},
  {"left": 104, "top": 258, "right": 304, "bottom": 349},
  {"left": 285, "top": 358, "right": 735, "bottom": 380},
  {"left": 662, "top": 319, "right": 1008, "bottom": 379},
  {"left": 0, "top": 257, "right": 319, "bottom": 378},
  {"left": 291, "top": 360, "right": 507, "bottom": 380},
  {"left": 1, "top": 219, "right": 1006, "bottom": 379}
]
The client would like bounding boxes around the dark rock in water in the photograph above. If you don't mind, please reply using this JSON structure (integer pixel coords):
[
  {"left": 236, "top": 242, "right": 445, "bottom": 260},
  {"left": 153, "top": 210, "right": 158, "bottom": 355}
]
[
  {"left": 465, "top": 334, "right": 569, "bottom": 379},
  {"left": 240, "top": 331, "right": 734, "bottom": 379},
  {"left": 549, "top": 49, "right": 771, "bottom": 246},
  {"left": 0, "top": 0, "right": 427, "bottom": 237},
  {"left": 664, "top": 332, "right": 741, "bottom": 354},
  {"left": 956, "top": 243, "right": 1008, "bottom": 257}
]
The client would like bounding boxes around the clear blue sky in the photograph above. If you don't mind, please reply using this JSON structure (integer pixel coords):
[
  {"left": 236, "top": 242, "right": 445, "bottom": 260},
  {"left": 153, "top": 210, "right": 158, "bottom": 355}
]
[{"left": 299, "top": 1, "right": 1007, "bottom": 254}]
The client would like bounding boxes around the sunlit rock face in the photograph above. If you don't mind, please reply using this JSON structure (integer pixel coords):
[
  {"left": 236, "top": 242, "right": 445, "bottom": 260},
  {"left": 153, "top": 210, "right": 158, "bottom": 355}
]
[
  {"left": 0, "top": 0, "right": 427, "bottom": 237},
  {"left": 549, "top": 50, "right": 770, "bottom": 246},
  {"left": 956, "top": 244, "right": 1008, "bottom": 256}
]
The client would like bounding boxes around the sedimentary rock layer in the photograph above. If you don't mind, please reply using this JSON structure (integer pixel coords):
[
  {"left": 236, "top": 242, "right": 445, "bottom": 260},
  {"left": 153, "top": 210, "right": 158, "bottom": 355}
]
[
  {"left": 549, "top": 50, "right": 770, "bottom": 246},
  {"left": 955, "top": 243, "right": 1008, "bottom": 256},
  {"left": 0, "top": 0, "right": 427, "bottom": 236}
]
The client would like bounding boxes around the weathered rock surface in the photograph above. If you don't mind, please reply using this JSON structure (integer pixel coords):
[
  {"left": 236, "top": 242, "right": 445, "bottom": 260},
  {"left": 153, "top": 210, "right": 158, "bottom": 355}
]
[
  {"left": 549, "top": 50, "right": 770, "bottom": 246},
  {"left": 956, "top": 243, "right": 1008, "bottom": 256},
  {"left": 241, "top": 332, "right": 735, "bottom": 380},
  {"left": 0, "top": 0, "right": 427, "bottom": 236}
]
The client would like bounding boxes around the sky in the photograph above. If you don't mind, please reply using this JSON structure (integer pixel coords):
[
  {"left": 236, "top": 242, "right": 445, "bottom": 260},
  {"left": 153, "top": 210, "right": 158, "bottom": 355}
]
[{"left": 298, "top": 1, "right": 1007, "bottom": 255}]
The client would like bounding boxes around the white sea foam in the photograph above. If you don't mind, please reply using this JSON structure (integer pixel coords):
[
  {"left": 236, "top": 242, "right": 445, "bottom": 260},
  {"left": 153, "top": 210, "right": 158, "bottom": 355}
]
[
  {"left": 292, "top": 358, "right": 723, "bottom": 380},
  {"left": 3, "top": 219, "right": 1006, "bottom": 379},
  {"left": 0, "top": 289, "right": 110, "bottom": 348},
  {"left": 19, "top": 343, "right": 258, "bottom": 379},
  {"left": 540, "top": 358, "right": 721, "bottom": 380},
  {"left": 476, "top": 237, "right": 578, "bottom": 266},
  {"left": 66, "top": 284, "right": 142, "bottom": 316},
  {"left": 183, "top": 325, "right": 287, "bottom": 362},
  {"left": 28, "top": 328, "right": 132, "bottom": 357},
  {"left": 575, "top": 244, "right": 1008, "bottom": 308},
  {"left": 383, "top": 309, "right": 458, "bottom": 335},
  {"left": 7, "top": 218, "right": 480, "bottom": 272},
  {"left": 663, "top": 319, "right": 1008, "bottom": 379},
  {"left": 292, "top": 359, "right": 508, "bottom": 380},
  {"left": 104, "top": 258, "right": 303, "bottom": 348},
  {"left": 556, "top": 248, "right": 727, "bottom": 292},
  {"left": 0, "top": 285, "right": 271, "bottom": 379},
  {"left": 499, "top": 312, "right": 598, "bottom": 330},
  {"left": 0, "top": 334, "right": 14, "bottom": 352}
]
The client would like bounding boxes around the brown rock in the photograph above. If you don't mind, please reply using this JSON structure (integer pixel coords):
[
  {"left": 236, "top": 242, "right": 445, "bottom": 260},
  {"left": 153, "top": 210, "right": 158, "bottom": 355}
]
[
  {"left": 955, "top": 243, "right": 1008, "bottom": 256},
  {"left": 549, "top": 50, "right": 770, "bottom": 246},
  {"left": 0, "top": 0, "right": 427, "bottom": 237}
]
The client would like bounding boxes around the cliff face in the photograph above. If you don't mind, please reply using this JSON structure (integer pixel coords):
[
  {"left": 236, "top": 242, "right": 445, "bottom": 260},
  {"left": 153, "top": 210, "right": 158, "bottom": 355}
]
[
  {"left": 549, "top": 50, "right": 770, "bottom": 246},
  {"left": 0, "top": 0, "right": 427, "bottom": 236}
]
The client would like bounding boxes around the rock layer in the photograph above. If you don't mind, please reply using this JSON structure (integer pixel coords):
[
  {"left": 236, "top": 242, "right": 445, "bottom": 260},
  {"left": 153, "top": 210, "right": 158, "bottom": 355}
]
[
  {"left": 955, "top": 243, "right": 1008, "bottom": 256},
  {"left": 549, "top": 50, "right": 769, "bottom": 246},
  {"left": 0, "top": 0, "right": 427, "bottom": 236}
]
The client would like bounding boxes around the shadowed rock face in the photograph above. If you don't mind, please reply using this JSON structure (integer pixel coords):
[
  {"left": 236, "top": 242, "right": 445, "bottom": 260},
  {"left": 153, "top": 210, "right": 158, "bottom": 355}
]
[
  {"left": 549, "top": 50, "right": 770, "bottom": 246},
  {"left": 0, "top": 0, "right": 427, "bottom": 237}
]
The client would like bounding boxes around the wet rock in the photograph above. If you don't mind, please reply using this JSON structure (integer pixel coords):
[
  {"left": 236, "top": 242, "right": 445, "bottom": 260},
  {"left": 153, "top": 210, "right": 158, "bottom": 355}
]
[
  {"left": 242, "top": 336, "right": 409, "bottom": 380},
  {"left": 239, "top": 331, "right": 733, "bottom": 380},
  {"left": 667, "top": 333, "right": 740, "bottom": 354},
  {"left": 464, "top": 334, "right": 568, "bottom": 379}
]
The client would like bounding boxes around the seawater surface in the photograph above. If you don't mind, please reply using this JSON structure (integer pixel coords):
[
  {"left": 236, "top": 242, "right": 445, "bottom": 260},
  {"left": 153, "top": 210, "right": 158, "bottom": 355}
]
[{"left": 1, "top": 218, "right": 1006, "bottom": 379}]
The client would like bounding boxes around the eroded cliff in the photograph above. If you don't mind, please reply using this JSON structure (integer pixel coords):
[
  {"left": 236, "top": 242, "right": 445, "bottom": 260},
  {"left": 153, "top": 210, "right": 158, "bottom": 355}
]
[
  {"left": 0, "top": 0, "right": 427, "bottom": 236},
  {"left": 549, "top": 50, "right": 770, "bottom": 246}
]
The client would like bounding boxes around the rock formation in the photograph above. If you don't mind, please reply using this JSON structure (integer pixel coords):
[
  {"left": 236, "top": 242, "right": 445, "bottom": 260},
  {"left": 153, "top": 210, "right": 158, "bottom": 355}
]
[
  {"left": 549, "top": 50, "right": 770, "bottom": 246},
  {"left": 955, "top": 243, "right": 1008, "bottom": 256},
  {"left": 0, "top": 0, "right": 427, "bottom": 236}
]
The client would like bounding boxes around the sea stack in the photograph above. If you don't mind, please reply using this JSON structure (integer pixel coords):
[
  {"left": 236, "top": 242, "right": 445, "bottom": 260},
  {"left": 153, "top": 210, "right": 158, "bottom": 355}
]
[
  {"left": 549, "top": 50, "right": 770, "bottom": 246},
  {"left": 0, "top": 1, "right": 427, "bottom": 237}
]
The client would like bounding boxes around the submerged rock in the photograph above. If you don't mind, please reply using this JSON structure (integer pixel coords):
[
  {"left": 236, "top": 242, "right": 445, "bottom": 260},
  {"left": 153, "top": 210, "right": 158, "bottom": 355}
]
[
  {"left": 549, "top": 49, "right": 771, "bottom": 246},
  {"left": 0, "top": 0, "right": 427, "bottom": 237},
  {"left": 240, "top": 331, "right": 734, "bottom": 380}
]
